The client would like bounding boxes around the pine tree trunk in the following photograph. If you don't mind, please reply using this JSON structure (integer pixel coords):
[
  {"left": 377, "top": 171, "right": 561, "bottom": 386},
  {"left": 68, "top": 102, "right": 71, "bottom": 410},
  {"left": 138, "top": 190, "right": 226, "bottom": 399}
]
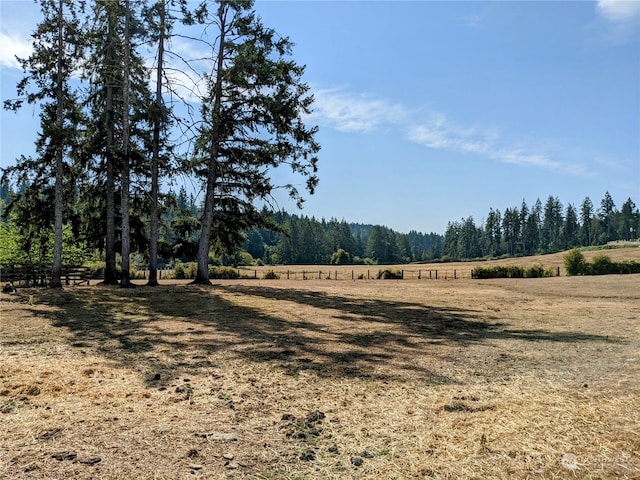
[
  {"left": 119, "top": 0, "right": 133, "bottom": 288},
  {"left": 51, "top": 0, "right": 65, "bottom": 289},
  {"left": 147, "top": 0, "right": 165, "bottom": 287},
  {"left": 103, "top": 9, "right": 118, "bottom": 285},
  {"left": 194, "top": 7, "right": 228, "bottom": 285}
]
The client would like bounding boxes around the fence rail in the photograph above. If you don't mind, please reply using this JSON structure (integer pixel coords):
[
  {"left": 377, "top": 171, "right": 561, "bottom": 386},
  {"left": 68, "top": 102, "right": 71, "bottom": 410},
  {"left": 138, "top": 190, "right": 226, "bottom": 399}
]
[
  {"left": 236, "top": 267, "right": 478, "bottom": 281},
  {"left": 1, "top": 264, "right": 564, "bottom": 287},
  {"left": 0, "top": 265, "right": 104, "bottom": 287}
]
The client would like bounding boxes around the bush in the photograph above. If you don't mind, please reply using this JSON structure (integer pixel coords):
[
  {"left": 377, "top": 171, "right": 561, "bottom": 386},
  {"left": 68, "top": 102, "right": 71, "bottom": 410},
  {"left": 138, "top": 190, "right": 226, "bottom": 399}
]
[
  {"left": 471, "top": 265, "right": 524, "bottom": 279},
  {"left": 208, "top": 266, "right": 240, "bottom": 279},
  {"left": 564, "top": 250, "right": 640, "bottom": 276},
  {"left": 173, "top": 262, "right": 187, "bottom": 279},
  {"left": 330, "top": 248, "right": 350, "bottom": 265},
  {"left": 263, "top": 270, "right": 279, "bottom": 279},
  {"left": 616, "top": 261, "right": 640, "bottom": 274},
  {"left": 377, "top": 269, "right": 403, "bottom": 279},
  {"left": 564, "top": 249, "right": 587, "bottom": 276},
  {"left": 590, "top": 254, "right": 614, "bottom": 275},
  {"left": 524, "top": 264, "right": 554, "bottom": 278},
  {"left": 173, "top": 261, "right": 197, "bottom": 279}
]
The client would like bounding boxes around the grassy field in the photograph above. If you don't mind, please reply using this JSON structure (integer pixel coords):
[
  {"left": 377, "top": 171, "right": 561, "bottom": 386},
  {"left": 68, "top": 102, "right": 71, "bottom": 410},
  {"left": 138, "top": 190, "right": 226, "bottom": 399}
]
[
  {"left": 236, "top": 244, "right": 640, "bottom": 280},
  {"left": 1, "top": 250, "right": 639, "bottom": 479}
]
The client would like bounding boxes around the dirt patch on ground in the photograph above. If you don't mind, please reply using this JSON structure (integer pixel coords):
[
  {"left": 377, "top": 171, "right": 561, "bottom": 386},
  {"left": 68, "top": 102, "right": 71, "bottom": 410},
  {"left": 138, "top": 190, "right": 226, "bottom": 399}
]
[{"left": 1, "top": 273, "right": 639, "bottom": 479}]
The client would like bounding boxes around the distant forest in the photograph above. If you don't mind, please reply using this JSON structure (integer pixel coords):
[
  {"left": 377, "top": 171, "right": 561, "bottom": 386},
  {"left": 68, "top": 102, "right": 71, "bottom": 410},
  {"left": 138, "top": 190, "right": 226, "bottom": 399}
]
[
  {"left": 1, "top": 182, "right": 637, "bottom": 268},
  {"left": 243, "top": 192, "right": 638, "bottom": 265},
  {"left": 0, "top": 183, "right": 640, "bottom": 267}
]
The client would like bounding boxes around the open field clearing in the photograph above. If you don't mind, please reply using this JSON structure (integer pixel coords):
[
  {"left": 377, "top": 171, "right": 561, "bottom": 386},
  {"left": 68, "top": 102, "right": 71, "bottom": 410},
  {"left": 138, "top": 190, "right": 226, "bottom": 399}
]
[
  {"left": 237, "top": 244, "right": 640, "bottom": 280},
  {"left": 1, "top": 269, "right": 639, "bottom": 478}
]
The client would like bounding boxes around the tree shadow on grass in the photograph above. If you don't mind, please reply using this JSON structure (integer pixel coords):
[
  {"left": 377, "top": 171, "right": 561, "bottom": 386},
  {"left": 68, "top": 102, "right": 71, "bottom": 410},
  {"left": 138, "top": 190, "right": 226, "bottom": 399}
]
[
  {"left": 28, "top": 283, "right": 621, "bottom": 388},
  {"left": 219, "top": 284, "right": 622, "bottom": 345}
]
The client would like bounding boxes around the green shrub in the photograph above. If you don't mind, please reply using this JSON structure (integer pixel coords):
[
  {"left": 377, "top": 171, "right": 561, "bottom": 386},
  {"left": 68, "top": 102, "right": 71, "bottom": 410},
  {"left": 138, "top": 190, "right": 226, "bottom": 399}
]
[
  {"left": 263, "top": 270, "right": 279, "bottom": 279},
  {"left": 472, "top": 265, "right": 524, "bottom": 279},
  {"left": 377, "top": 269, "right": 402, "bottom": 279},
  {"left": 173, "top": 262, "right": 187, "bottom": 279},
  {"left": 330, "top": 248, "right": 350, "bottom": 265},
  {"left": 208, "top": 266, "right": 240, "bottom": 279},
  {"left": 590, "top": 254, "right": 614, "bottom": 275},
  {"left": 564, "top": 250, "right": 640, "bottom": 276},
  {"left": 524, "top": 264, "right": 554, "bottom": 278},
  {"left": 173, "top": 262, "right": 197, "bottom": 279},
  {"left": 564, "top": 249, "right": 587, "bottom": 276},
  {"left": 616, "top": 261, "right": 640, "bottom": 274}
]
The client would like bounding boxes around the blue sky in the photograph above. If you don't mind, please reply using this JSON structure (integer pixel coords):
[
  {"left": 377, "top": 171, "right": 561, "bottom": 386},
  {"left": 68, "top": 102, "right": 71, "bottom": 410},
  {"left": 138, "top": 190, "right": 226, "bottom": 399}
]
[{"left": 1, "top": 0, "right": 639, "bottom": 234}]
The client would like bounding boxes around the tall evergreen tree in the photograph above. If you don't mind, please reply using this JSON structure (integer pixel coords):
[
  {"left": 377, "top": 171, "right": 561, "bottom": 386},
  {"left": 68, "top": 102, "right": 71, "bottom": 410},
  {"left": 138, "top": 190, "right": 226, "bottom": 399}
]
[
  {"left": 618, "top": 198, "right": 638, "bottom": 240},
  {"left": 144, "top": 0, "right": 183, "bottom": 286},
  {"left": 542, "top": 195, "right": 563, "bottom": 253},
  {"left": 484, "top": 208, "right": 501, "bottom": 257},
  {"left": 579, "top": 197, "right": 594, "bottom": 246},
  {"left": 189, "top": 0, "right": 319, "bottom": 284},
  {"left": 564, "top": 203, "right": 579, "bottom": 249},
  {"left": 83, "top": 0, "right": 152, "bottom": 284},
  {"left": 501, "top": 207, "right": 520, "bottom": 256},
  {"left": 3, "top": 0, "right": 84, "bottom": 287},
  {"left": 599, "top": 191, "right": 616, "bottom": 243},
  {"left": 119, "top": 0, "right": 134, "bottom": 287}
]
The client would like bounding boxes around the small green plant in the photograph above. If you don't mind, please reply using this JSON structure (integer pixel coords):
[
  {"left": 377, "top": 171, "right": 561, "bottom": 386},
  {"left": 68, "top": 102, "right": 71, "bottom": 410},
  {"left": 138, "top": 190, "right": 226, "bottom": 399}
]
[
  {"left": 263, "top": 270, "right": 279, "bottom": 279},
  {"left": 377, "top": 269, "right": 402, "bottom": 279}
]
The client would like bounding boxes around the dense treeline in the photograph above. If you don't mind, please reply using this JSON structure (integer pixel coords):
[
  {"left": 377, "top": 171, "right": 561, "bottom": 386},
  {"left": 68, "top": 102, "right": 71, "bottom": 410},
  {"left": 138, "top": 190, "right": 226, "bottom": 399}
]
[
  {"left": 2, "top": 182, "right": 638, "bottom": 270},
  {"left": 242, "top": 192, "right": 638, "bottom": 265},
  {"left": 242, "top": 211, "right": 442, "bottom": 265},
  {"left": 442, "top": 193, "right": 638, "bottom": 261}
]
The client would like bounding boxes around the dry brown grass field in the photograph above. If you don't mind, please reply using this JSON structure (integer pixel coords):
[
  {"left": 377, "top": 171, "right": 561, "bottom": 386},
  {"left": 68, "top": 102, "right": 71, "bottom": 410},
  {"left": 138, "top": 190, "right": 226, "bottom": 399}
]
[
  {"left": 237, "top": 244, "right": 640, "bottom": 280},
  {"left": 1, "top": 249, "right": 639, "bottom": 479}
]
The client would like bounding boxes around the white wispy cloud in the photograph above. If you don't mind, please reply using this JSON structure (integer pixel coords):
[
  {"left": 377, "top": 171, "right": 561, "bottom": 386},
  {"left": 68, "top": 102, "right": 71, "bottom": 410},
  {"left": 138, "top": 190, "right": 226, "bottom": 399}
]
[
  {"left": 596, "top": 0, "right": 640, "bottom": 23},
  {"left": 312, "top": 89, "right": 592, "bottom": 176},
  {"left": 405, "top": 114, "right": 587, "bottom": 173},
  {"left": 0, "top": 32, "right": 32, "bottom": 69},
  {"left": 594, "top": 0, "right": 640, "bottom": 44},
  {"left": 311, "top": 88, "right": 409, "bottom": 134}
]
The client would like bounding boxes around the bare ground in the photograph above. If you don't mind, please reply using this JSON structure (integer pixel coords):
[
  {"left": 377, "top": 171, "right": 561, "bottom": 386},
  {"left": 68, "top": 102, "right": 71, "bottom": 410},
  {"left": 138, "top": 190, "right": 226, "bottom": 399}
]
[{"left": 1, "top": 271, "right": 639, "bottom": 479}]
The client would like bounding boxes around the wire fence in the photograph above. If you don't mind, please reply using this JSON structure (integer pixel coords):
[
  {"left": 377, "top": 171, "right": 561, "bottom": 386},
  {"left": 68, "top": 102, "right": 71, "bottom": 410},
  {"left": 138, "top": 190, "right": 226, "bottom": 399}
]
[
  {"left": 236, "top": 267, "right": 479, "bottom": 281},
  {"left": 2, "top": 264, "right": 564, "bottom": 287}
]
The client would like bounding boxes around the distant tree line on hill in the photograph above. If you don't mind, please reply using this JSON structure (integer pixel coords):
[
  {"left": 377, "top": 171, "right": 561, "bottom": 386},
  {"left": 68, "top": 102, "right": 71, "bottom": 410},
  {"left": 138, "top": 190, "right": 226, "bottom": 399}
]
[
  {"left": 1, "top": 181, "right": 637, "bottom": 269},
  {"left": 442, "top": 193, "right": 638, "bottom": 261},
  {"left": 241, "top": 211, "right": 442, "bottom": 265}
]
